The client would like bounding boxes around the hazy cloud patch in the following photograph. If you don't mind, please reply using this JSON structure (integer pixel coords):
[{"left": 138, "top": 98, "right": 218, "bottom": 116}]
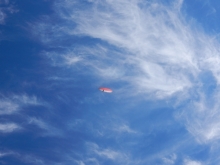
[
  {"left": 162, "top": 154, "right": 177, "bottom": 165},
  {"left": 0, "top": 0, "right": 18, "bottom": 24},
  {"left": 28, "top": 117, "right": 63, "bottom": 137},
  {"left": 113, "top": 123, "right": 137, "bottom": 134},
  {"left": 184, "top": 158, "right": 202, "bottom": 165},
  {"left": 86, "top": 142, "right": 129, "bottom": 164},
  {"left": 0, "top": 94, "right": 45, "bottom": 115},
  {"left": 0, "top": 123, "right": 20, "bottom": 133}
]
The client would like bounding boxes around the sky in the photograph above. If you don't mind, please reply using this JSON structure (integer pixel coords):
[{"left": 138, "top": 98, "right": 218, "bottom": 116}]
[{"left": 1, "top": 0, "right": 220, "bottom": 164}]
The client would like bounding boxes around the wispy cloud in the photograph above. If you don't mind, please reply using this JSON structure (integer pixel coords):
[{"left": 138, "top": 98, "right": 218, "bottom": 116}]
[
  {"left": 0, "top": 0, "right": 18, "bottom": 24},
  {"left": 184, "top": 158, "right": 202, "bottom": 165},
  {"left": 36, "top": 1, "right": 220, "bottom": 97},
  {"left": 177, "top": 89, "right": 220, "bottom": 143},
  {"left": 0, "top": 151, "right": 10, "bottom": 157},
  {"left": 0, "top": 94, "right": 46, "bottom": 134},
  {"left": 0, "top": 123, "right": 20, "bottom": 133},
  {"left": 33, "top": 0, "right": 220, "bottom": 163},
  {"left": 74, "top": 160, "right": 85, "bottom": 165},
  {"left": 45, "top": 0, "right": 200, "bottom": 99},
  {"left": 162, "top": 154, "right": 177, "bottom": 165},
  {"left": 0, "top": 94, "right": 45, "bottom": 115},
  {"left": 47, "top": 0, "right": 220, "bottom": 145},
  {"left": 0, "top": 99, "right": 19, "bottom": 115},
  {"left": 91, "top": 117, "right": 138, "bottom": 137},
  {"left": 28, "top": 117, "right": 63, "bottom": 137},
  {"left": 85, "top": 142, "right": 129, "bottom": 164},
  {"left": 113, "top": 123, "right": 137, "bottom": 134}
]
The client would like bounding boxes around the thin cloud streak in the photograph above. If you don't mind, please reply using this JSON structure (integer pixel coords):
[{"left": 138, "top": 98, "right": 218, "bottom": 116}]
[
  {"left": 177, "top": 88, "right": 220, "bottom": 143},
  {"left": 85, "top": 142, "right": 130, "bottom": 164},
  {"left": 28, "top": 117, "right": 63, "bottom": 137},
  {"left": 0, "top": 94, "right": 45, "bottom": 115},
  {"left": 114, "top": 124, "right": 137, "bottom": 134},
  {"left": 0, "top": 94, "right": 47, "bottom": 134}
]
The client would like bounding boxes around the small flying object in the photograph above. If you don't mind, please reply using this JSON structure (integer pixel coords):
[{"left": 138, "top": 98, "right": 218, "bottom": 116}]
[{"left": 99, "top": 87, "right": 112, "bottom": 93}]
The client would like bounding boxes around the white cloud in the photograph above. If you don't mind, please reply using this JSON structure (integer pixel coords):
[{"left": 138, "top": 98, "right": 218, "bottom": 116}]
[
  {"left": 32, "top": 0, "right": 220, "bottom": 154},
  {"left": 0, "top": 10, "right": 6, "bottom": 24},
  {"left": 18, "top": 153, "right": 46, "bottom": 165},
  {"left": 86, "top": 142, "right": 129, "bottom": 163},
  {"left": 177, "top": 89, "right": 220, "bottom": 143},
  {"left": 0, "top": 123, "right": 20, "bottom": 133},
  {"left": 12, "top": 94, "right": 43, "bottom": 106},
  {"left": 64, "top": 55, "right": 82, "bottom": 65},
  {"left": 0, "top": 94, "right": 46, "bottom": 134},
  {"left": 0, "top": 151, "right": 14, "bottom": 157},
  {"left": 0, "top": 100, "right": 19, "bottom": 115},
  {"left": 48, "top": 0, "right": 200, "bottom": 99},
  {"left": 75, "top": 160, "right": 85, "bottom": 165},
  {"left": 0, "top": 0, "right": 18, "bottom": 24},
  {"left": 28, "top": 118, "right": 63, "bottom": 137},
  {"left": 96, "top": 149, "right": 123, "bottom": 160},
  {"left": 162, "top": 154, "right": 177, "bottom": 165},
  {"left": 0, "top": 94, "right": 45, "bottom": 115},
  {"left": 41, "top": 1, "right": 220, "bottom": 92},
  {"left": 114, "top": 124, "right": 137, "bottom": 134},
  {"left": 49, "top": 0, "right": 220, "bottom": 145},
  {"left": 184, "top": 158, "right": 202, "bottom": 165}
]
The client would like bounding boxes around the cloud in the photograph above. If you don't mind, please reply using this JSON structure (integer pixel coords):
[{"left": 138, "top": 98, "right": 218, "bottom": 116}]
[
  {"left": 115, "top": 124, "right": 137, "bottom": 133},
  {"left": 32, "top": 0, "right": 220, "bottom": 160},
  {"left": 28, "top": 117, "right": 63, "bottom": 137},
  {"left": 36, "top": 1, "right": 220, "bottom": 96},
  {"left": 87, "top": 114, "right": 138, "bottom": 136},
  {"left": 0, "top": 123, "right": 20, "bottom": 133},
  {"left": 113, "top": 124, "right": 137, "bottom": 134},
  {"left": 177, "top": 88, "right": 220, "bottom": 143},
  {"left": 12, "top": 94, "right": 44, "bottom": 106},
  {"left": 48, "top": 0, "right": 220, "bottom": 145},
  {"left": 86, "top": 142, "right": 129, "bottom": 164},
  {"left": 0, "top": 0, "right": 18, "bottom": 24},
  {"left": 162, "top": 154, "right": 177, "bottom": 165},
  {"left": 20, "top": 154, "right": 46, "bottom": 165},
  {"left": 69, "top": 143, "right": 125, "bottom": 165},
  {"left": 44, "top": 0, "right": 200, "bottom": 99},
  {"left": 0, "top": 151, "right": 47, "bottom": 165},
  {"left": 75, "top": 161, "right": 85, "bottom": 165},
  {"left": 0, "top": 10, "right": 6, "bottom": 24},
  {"left": 184, "top": 158, "right": 202, "bottom": 165},
  {"left": 0, "top": 152, "right": 9, "bottom": 157},
  {"left": 0, "top": 94, "right": 46, "bottom": 134},
  {"left": 96, "top": 148, "right": 123, "bottom": 160},
  {"left": 0, "top": 94, "right": 45, "bottom": 115},
  {"left": 0, "top": 99, "right": 19, "bottom": 115},
  {"left": 64, "top": 55, "right": 82, "bottom": 66}
]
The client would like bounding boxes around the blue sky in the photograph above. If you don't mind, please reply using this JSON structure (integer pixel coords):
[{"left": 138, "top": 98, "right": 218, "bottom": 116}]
[{"left": 1, "top": 0, "right": 220, "bottom": 164}]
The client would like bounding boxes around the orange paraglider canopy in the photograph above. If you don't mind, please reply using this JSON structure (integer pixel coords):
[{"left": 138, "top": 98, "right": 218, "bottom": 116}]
[{"left": 99, "top": 87, "right": 112, "bottom": 93}]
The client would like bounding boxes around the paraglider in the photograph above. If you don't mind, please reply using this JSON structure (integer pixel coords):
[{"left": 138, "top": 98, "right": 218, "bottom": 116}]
[{"left": 99, "top": 87, "right": 112, "bottom": 93}]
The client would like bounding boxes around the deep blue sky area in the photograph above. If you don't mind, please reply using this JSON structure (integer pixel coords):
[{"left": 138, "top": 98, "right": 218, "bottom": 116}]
[{"left": 1, "top": 0, "right": 220, "bottom": 165}]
